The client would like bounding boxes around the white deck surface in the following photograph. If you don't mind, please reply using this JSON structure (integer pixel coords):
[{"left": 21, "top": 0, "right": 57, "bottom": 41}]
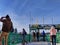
[{"left": 16, "top": 42, "right": 60, "bottom": 45}]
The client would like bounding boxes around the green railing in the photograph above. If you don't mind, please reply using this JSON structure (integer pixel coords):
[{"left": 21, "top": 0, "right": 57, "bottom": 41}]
[{"left": 2, "top": 32, "right": 60, "bottom": 45}]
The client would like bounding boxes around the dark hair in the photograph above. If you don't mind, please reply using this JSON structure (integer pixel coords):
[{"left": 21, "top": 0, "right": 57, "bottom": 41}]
[
  {"left": 6, "top": 14, "right": 9, "bottom": 18},
  {"left": 23, "top": 28, "right": 25, "bottom": 30}
]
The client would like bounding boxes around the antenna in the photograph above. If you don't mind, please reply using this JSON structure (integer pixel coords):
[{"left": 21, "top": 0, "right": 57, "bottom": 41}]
[
  {"left": 36, "top": 17, "right": 38, "bottom": 24},
  {"left": 52, "top": 16, "right": 53, "bottom": 24},
  {"left": 29, "top": 11, "right": 31, "bottom": 33},
  {"left": 42, "top": 16, "right": 44, "bottom": 30},
  {"left": 30, "top": 11, "right": 31, "bottom": 24},
  {"left": 43, "top": 16, "right": 44, "bottom": 26},
  {"left": 35, "top": 17, "right": 39, "bottom": 27}
]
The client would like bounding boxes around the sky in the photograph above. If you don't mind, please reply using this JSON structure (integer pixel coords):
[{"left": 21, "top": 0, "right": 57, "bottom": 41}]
[{"left": 0, "top": 0, "right": 60, "bottom": 33}]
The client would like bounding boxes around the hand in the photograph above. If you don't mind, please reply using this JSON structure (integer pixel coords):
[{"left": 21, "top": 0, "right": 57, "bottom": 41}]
[{"left": 1, "top": 17, "right": 5, "bottom": 19}]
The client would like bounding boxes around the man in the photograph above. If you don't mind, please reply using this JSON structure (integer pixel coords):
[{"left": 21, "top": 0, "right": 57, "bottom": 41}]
[
  {"left": 22, "top": 28, "right": 27, "bottom": 45},
  {"left": 32, "top": 31, "right": 36, "bottom": 42},
  {"left": 42, "top": 30, "right": 45, "bottom": 41},
  {"left": 0, "top": 15, "right": 12, "bottom": 45},
  {"left": 36, "top": 31, "right": 40, "bottom": 41},
  {"left": 50, "top": 26, "right": 57, "bottom": 45}
]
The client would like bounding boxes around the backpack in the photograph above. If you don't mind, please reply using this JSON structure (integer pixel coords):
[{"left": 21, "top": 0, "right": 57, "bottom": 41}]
[
  {"left": 23, "top": 30, "right": 27, "bottom": 35},
  {"left": 42, "top": 31, "right": 45, "bottom": 36}
]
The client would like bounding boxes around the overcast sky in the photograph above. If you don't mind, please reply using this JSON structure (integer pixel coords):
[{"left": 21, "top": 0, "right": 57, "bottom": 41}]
[{"left": 0, "top": 0, "right": 60, "bottom": 33}]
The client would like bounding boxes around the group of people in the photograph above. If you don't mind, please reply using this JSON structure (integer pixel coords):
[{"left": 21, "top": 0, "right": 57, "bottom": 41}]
[
  {"left": 32, "top": 30, "right": 46, "bottom": 42},
  {"left": 32, "top": 26, "right": 56, "bottom": 45},
  {"left": 0, "top": 15, "right": 57, "bottom": 45}
]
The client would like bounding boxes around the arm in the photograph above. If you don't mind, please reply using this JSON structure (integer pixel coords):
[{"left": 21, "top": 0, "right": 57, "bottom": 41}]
[
  {"left": 0, "top": 17, "right": 6, "bottom": 22},
  {"left": 1, "top": 17, "right": 6, "bottom": 19}
]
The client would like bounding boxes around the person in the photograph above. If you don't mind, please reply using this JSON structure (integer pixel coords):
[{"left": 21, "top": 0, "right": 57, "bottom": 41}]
[
  {"left": 32, "top": 31, "right": 36, "bottom": 42},
  {"left": 0, "top": 15, "right": 13, "bottom": 45},
  {"left": 36, "top": 30, "right": 40, "bottom": 41},
  {"left": 22, "top": 28, "right": 27, "bottom": 45},
  {"left": 0, "top": 33, "right": 2, "bottom": 45},
  {"left": 50, "top": 26, "right": 57, "bottom": 45},
  {"left": 42, "top": 30, "right": 46, "bottom": 41},
  {"left": 50, "top": 26, "right": 53, "bottom": 42}
]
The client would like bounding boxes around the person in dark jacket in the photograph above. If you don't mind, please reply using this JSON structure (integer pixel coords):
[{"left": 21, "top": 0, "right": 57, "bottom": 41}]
[
  {"left": 32, "top": 32, "right": 36, "bottom": 41},
  {"left": 0, "top": 15, "right": 12, "bottom": 45},
  {"left": 42, "top": 30, "right": 46, "bottom": 41},
  {"left": 22, "top": 28, "right": 27, "bottom": 45},
  {"left": 36, "top": 31, "right": 40, "bottom": 41}
]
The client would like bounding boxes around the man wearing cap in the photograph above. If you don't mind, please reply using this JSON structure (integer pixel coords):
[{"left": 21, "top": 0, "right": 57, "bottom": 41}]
[{"left": 0, "top": 15, "right": 12, "bottom": 45}]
